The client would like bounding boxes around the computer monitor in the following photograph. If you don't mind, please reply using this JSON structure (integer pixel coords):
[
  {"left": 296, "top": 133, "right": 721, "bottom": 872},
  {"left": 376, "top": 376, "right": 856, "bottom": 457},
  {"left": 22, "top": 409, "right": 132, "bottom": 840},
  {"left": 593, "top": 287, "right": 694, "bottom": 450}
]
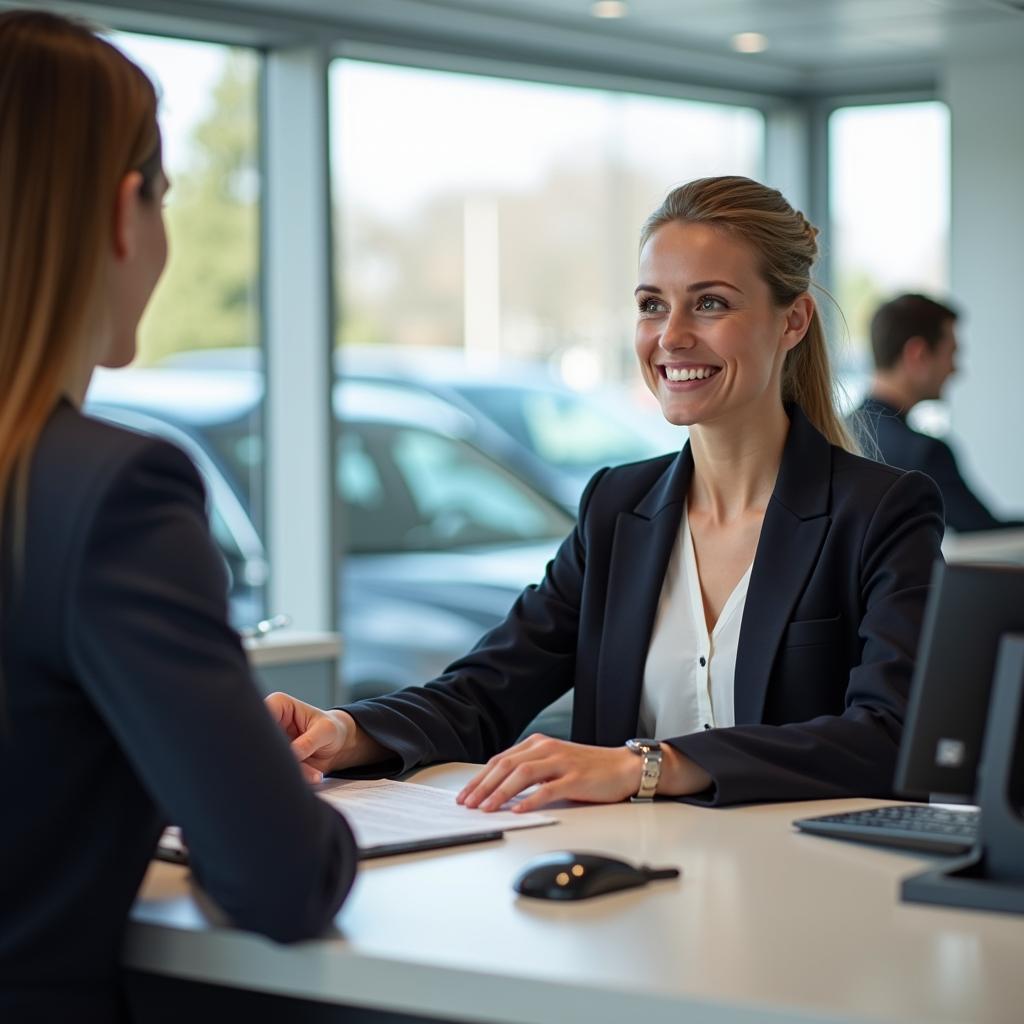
[{"left": 895, "top": 560, "right": 1024, "bottom": 801}]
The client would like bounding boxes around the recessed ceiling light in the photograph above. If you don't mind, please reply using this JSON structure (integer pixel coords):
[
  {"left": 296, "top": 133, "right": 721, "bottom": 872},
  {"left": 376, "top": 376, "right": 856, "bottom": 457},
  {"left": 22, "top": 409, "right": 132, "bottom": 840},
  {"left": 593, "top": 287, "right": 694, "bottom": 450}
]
[
  {"left": 591, "top": 1, "right": 629, "bottom": 19},
  {"left": 731, "top": 32, "right": 769, "bottom": 54}
]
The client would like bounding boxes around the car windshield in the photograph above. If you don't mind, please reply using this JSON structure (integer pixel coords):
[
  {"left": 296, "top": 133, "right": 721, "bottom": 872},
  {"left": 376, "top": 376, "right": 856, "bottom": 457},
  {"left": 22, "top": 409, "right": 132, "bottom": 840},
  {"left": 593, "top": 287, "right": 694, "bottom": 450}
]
[
  {"left": 338, "top": 422, "right": 573, "bottom": 554},
  {"left": 451, "top": 384, "right": 673, "bottom": 472}
]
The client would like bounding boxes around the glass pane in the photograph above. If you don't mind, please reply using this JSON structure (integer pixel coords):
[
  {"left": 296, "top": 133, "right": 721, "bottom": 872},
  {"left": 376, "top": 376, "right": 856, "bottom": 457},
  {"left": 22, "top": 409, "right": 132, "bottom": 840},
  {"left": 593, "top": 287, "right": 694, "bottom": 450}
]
[
  {"left": 330, "top": 59, "right": 762, "bottom": 400},
  {"left": 829, "top": 101, "right": 950, "bottom": 412},
  {"left": 344, "top": 422, "right": 569, "bottom": 554},
  {"left": 454, "top": 383, "right": 672, "bottom": 471},
  {"left": 328, "top": 61, "right": 760, "bottom": 696},
  {"left": 395, "top": 428, "right": 562, "bottom": 545},
  {"left": 85, "top": 33, "right": 265, "bottom": 628}
]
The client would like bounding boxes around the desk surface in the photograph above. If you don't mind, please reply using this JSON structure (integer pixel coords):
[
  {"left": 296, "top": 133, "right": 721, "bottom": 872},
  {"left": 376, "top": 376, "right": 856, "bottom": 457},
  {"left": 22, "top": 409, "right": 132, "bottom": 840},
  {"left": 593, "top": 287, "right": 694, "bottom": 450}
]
[
  {"left": 126, "top": 765, "right": 1024, "bottom": 1024},
  {"left": 943, "top": 526, "right": 1024, "bottom": 564},
  {"left": 242, "top": 629, "right": 340, "bottom": 668}
]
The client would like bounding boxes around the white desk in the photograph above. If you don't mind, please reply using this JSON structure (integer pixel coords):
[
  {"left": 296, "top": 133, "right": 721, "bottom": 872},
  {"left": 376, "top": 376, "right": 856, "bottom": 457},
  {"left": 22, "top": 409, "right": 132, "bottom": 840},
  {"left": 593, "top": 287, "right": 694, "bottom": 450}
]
[
  {"left": 943, "top": 526, "right": 1024, "bottom": 565},
  {"left": 126, "top": 764, "right": 1024, "bottom": 1024},
  {"left": 243, "top": 630, "right": 341, "bottom": 707}
]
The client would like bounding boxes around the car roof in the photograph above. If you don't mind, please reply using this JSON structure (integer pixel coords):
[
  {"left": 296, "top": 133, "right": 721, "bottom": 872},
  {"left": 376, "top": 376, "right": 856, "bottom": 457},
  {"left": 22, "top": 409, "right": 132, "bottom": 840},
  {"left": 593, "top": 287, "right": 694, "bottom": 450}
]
[
  {"left": 158, "top": 344, "right": 570, "bottom": 391},
  {"left": 337, "top": 345, "right": 565, "bottom": 390},
  {"left": 86, "top": 366, "right": 475, "bottom": 436},
  {"left": 87, "top": 367, "right": 261, "bottom": 425}
]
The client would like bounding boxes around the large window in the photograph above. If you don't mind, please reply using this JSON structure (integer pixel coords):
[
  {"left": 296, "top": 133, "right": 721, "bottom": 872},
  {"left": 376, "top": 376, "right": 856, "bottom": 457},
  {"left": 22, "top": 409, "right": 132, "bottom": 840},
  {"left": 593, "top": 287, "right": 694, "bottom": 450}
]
[
  {"left": 84, "top": 33, "right": 266, "bottom": 626},
  {"left": 829, "top": 101, "right": 950, "bottom": 410},
  {"left": 330, "top": 62, "right": 763, "bottom": 390},
  {"left": 108, "top": 34, "right": 261, "bottom": 375}
]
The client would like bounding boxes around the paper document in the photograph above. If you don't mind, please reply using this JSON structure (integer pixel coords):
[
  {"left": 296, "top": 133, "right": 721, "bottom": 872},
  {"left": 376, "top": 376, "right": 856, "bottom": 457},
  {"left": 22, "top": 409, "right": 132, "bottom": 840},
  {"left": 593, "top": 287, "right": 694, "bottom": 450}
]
[
  {"left": 154, "top": 778, "right": 556, "bottom": 867},
  {"left": 316, "top": 778, "right": 556, "bottom": 853}
]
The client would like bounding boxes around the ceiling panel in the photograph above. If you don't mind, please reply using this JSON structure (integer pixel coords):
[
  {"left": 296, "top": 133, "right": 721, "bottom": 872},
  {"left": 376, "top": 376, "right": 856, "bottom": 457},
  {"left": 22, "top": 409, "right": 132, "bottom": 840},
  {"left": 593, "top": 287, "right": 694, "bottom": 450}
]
[
  {"left": 42, "top": 0, "right": 1024, "bottom": 95},
  {"left": 429, "top": 0, "right": 1020, "bottom": 62}
]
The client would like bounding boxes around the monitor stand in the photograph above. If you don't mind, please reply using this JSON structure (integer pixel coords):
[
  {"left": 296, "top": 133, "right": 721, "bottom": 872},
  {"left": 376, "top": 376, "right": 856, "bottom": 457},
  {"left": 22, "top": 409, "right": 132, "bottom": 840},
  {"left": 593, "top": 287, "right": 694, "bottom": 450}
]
[{"left": 902, "top": 632, "right": 1024, "bottom": 915}]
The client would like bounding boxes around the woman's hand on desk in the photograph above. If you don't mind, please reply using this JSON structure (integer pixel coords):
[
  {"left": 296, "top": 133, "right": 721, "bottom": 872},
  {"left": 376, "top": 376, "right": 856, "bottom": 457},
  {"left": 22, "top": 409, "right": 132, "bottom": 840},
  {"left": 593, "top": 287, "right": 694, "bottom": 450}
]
[
  {"left": 457, "top": 735, "right": 711, "bottom": 812},
  {"left": 264, "top": 693, "right": 389, "bottom": 781}
]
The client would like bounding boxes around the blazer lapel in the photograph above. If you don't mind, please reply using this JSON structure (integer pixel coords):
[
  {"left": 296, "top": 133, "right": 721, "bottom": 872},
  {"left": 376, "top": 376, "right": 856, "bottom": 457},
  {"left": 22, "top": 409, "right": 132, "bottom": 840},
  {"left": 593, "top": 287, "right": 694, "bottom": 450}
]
[
  {"left": 733, "top": 406, "right": 833, "bottom": 724},
  {"left": 594, "top": 448, "right": 693, "bottom": 746}
]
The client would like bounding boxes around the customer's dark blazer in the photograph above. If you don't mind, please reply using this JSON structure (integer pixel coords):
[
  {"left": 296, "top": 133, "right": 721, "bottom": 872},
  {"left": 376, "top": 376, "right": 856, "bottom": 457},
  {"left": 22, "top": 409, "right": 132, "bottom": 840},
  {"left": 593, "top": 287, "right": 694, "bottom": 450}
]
[
  {"left": 852, "top": 396, "right": 1024, "bottom": 534},
  {"left": 343, "top": 404, "right": 945, "bottom": 806},
  {"left": 0, "top": 401, "right": 356, "bottom": 1023}
]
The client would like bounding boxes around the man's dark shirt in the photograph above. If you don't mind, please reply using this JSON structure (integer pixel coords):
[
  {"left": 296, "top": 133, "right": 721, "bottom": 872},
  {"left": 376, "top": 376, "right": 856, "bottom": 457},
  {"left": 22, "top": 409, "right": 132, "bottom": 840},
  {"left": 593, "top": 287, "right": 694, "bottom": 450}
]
[{"left": 852, "top": 396, "right": 1024, "bottom": 534}]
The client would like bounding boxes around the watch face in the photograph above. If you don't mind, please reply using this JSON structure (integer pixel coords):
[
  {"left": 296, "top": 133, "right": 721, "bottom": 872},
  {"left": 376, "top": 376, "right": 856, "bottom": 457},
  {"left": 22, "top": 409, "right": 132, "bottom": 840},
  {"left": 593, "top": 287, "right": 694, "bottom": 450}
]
[{"left": 628, "top": 738, "right": 659, "bottom": 753}]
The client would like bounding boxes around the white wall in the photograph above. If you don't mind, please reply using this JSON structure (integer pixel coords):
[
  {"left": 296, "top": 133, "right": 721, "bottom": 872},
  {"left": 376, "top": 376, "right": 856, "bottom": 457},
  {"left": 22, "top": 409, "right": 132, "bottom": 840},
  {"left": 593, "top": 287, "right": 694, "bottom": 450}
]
[{"left": 944, "top": 56, "right": 1024, "bottom": 516}]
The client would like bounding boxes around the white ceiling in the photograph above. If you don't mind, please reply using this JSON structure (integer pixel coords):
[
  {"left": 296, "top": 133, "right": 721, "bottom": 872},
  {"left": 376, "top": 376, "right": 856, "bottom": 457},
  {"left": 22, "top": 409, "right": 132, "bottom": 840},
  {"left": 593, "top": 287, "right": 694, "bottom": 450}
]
[{"left": 32, "top": 0, "right": 1024, "bottom": 96}]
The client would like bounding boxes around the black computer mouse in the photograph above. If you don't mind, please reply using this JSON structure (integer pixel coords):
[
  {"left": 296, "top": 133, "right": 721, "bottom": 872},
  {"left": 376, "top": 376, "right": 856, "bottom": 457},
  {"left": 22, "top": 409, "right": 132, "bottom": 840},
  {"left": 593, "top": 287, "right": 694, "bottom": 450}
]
[{"left": 512, "top": 850, "right": 680, "bottom": 901}]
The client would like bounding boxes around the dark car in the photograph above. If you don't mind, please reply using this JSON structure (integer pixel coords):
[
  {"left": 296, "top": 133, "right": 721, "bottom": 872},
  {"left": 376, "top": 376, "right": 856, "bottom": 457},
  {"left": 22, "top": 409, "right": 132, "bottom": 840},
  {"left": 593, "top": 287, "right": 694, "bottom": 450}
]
[{"left": 85, "top": 368, "right": 574, "bottom": 726}]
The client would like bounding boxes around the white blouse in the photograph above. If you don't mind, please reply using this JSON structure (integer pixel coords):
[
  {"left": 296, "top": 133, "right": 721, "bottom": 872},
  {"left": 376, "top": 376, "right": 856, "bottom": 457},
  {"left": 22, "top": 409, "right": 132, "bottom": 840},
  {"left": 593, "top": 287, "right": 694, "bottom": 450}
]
[{"left": 638, "top": 502, "right": 753, "bottom": 739}]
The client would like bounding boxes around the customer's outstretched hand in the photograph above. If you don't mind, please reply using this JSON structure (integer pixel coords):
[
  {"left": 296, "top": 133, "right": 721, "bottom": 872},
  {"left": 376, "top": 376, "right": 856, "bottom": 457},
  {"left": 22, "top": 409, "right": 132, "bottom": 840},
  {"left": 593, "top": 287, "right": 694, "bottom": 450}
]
[{"left": 264, "top": 693, "right": 354, "bottom": 783}]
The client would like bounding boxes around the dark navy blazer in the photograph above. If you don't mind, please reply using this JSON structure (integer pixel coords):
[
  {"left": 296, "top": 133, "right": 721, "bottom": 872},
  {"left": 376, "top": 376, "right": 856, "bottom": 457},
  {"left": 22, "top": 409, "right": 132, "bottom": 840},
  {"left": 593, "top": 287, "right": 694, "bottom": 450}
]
[
  {"left": 343, "top": 405, "right": 945, "bottom": 806},
  {"left": 0, "top": 401, "right": 356, "bottom": 1023}
]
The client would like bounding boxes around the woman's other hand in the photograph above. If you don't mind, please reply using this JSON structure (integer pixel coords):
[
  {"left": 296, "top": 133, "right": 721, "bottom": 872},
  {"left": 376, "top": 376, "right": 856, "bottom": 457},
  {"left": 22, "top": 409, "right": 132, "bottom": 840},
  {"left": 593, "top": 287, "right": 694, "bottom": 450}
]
[
  {"left": 456, "top": 734, "right": 714, "bottom": 811},
  {"left": 456, "top": 735, "right": 642, "bottom": 813}
]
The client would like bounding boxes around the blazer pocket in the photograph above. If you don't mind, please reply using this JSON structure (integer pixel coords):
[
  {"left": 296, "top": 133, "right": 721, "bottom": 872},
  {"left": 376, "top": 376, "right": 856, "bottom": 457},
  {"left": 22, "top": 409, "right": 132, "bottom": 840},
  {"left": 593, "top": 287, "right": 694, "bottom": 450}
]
[{"left": 783, "top": 614, "right": 842, "bottom": 648}]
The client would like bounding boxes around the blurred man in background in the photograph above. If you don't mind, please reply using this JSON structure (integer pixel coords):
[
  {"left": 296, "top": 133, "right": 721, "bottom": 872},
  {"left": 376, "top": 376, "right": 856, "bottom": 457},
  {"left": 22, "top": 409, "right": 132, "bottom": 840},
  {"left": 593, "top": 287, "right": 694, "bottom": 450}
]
[{"left": 853, "top": 293, "right": 1023, "bottom": 533}]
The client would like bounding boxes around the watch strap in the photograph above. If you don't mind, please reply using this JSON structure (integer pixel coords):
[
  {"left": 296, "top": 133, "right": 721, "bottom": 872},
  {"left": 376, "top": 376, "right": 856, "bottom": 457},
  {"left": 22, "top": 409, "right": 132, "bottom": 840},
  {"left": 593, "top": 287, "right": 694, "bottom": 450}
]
[{"left": 627, "top": 740, "right": 662, "bottom": 801}]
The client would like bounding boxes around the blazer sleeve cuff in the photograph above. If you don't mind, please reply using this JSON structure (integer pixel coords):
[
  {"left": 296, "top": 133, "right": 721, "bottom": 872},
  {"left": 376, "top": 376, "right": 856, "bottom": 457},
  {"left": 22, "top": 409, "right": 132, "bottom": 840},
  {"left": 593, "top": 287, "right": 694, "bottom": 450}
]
[
  {"left": 327, "top": 701, "right": 430, "bottom": 779},
  {"left": 663, "top": 734, "right": 729, "bottom": 806}
]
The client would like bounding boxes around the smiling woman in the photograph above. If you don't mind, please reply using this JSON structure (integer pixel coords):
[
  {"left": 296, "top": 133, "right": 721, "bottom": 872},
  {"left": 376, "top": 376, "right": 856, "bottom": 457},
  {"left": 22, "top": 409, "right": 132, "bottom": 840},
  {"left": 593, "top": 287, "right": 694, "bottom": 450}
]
[{"left": 267, "top": 175, "right": 944, "bottom": 820}]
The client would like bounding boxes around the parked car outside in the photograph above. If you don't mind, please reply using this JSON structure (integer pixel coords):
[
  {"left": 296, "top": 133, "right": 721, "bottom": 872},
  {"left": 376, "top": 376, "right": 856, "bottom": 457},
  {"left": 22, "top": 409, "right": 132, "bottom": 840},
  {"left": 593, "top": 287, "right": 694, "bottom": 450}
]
[
  {"left": 161, "top": 345, "right": 686, "bottom": 513},
  {"left": 85, "top": 368, "right": 574, "bottom": 736},
  {"left": 338, "top": 345, "right": 684, "bottom": 513},
  {"left": 85, "top": 400, "right": 269, "bottom": 630}
]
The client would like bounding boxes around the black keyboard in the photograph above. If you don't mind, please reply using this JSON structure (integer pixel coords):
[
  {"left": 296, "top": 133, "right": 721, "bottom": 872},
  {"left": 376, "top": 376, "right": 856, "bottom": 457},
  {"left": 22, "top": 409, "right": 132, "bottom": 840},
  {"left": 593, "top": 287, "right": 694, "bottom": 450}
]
[{"left": 794, "top": 804, "right": 979, "bottom": 855}]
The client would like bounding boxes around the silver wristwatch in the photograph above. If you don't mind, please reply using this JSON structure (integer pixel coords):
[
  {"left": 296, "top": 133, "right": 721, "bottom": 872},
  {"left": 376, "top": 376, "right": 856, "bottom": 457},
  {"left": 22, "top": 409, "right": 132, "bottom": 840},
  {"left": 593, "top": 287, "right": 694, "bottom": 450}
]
[{"left": 626, "top": 738, "right": 662, "bottom": 802}]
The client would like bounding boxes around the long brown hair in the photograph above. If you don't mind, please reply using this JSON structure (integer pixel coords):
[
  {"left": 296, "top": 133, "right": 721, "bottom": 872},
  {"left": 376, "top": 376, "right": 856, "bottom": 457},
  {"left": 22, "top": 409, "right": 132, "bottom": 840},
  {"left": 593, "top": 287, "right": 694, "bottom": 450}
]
[
  {"left": 640, "top": 175, "right": 856, "bottom": 452},
  {"left": 0, "top": 10, "right": 161, "bottom": 559}
]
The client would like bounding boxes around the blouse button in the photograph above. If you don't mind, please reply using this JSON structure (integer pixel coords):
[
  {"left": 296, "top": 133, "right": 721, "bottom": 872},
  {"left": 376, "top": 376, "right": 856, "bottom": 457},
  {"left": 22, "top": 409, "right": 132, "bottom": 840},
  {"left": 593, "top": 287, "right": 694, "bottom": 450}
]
[{"left": 699, "top": 656, "right": 707, "bottom": 667}]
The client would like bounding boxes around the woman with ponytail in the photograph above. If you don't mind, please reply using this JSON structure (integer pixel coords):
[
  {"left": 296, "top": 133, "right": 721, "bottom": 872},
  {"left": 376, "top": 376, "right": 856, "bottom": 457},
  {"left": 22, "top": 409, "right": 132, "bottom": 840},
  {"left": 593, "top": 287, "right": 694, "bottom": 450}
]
[
  {"left": 0, "top": 12, "right": 356, "bottom": 1020},
  {"left": 269, "top": 174, "right": 943, "bottom": 813}
]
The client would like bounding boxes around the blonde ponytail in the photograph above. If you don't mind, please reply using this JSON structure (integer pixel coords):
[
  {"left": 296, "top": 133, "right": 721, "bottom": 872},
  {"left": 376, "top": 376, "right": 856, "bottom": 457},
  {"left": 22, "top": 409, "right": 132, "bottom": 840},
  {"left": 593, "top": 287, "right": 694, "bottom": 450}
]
[{"left": 782, "top": 309, "right": 857, "bottom": 451}]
